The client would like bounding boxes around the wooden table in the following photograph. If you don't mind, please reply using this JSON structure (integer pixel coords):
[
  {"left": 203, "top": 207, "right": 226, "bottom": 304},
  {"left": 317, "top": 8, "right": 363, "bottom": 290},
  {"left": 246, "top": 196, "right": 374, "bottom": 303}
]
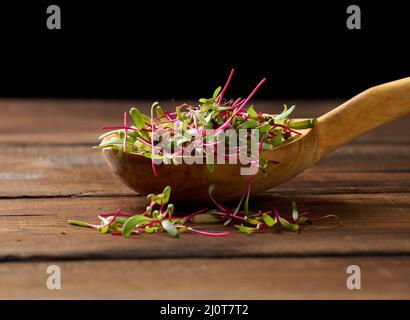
[{"left": 0, "top": 99, "right": 409, "bottom": 299}]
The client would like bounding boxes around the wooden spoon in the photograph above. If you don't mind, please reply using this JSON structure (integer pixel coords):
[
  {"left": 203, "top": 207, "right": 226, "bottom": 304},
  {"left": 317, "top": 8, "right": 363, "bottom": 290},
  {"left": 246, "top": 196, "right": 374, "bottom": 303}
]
[{"left": 103, "top": 78, "right": 410, "bottom": 204}]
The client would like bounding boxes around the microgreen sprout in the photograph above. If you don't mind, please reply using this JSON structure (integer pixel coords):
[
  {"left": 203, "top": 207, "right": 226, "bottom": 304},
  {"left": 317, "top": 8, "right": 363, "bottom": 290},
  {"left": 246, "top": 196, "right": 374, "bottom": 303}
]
[{"left": 68, "top": 184, "right": 317, "bottom": 238}]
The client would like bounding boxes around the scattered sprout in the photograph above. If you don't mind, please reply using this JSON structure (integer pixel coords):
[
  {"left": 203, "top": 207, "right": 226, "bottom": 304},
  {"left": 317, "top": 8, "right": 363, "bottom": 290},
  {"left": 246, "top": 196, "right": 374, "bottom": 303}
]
[{"left": 68, "top": 184, "right": 319, "bottom": 238}]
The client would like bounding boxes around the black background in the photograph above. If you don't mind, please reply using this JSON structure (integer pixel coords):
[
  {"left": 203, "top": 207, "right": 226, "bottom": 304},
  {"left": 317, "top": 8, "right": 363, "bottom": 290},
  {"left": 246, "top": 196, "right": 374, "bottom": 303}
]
[{"left": 0, "top": 1, "right": 408, "bottom": 99}]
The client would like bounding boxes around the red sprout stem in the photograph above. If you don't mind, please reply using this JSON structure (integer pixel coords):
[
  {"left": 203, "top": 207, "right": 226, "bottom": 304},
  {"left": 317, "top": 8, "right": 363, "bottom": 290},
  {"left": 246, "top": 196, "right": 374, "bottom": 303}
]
[
  {"left": 232, "top": 97, "right": 242, "bottom": 107},
  {"left": 164, "top": 110, "right": 174, "bottom": 121},
  {"left": 180, "top": 208, "right": 209, "bottom": 221},
  {"left": 272, "top": 124, "right": 302, "bottom": 135},
  {"left": 218, "top": 78, "right": 266, "bottom": 131},
  {"left": 137, "top": 137, "right": 156, "bottom": 147},
  {"left": 285, "top": 211, "right": 311, "bottom": 221},
  {"left": 236, "top": 78, "right": 267, "bottom": 113},
  {"left": 216, "top": 212, "right": 247, "bottom": 222},
  {"left": 153, "top": 115, "right": 167, "bottom": 122},
  {"left": 111, "top": 231, "right": 140, "bottom": 236},
  {"left": 188, "top": 227, "right": 231, "bottom": 237},
  {"left": 216, "top": 68, "right": 235, "bottom": 105},
  {"left": 98, "top": 212, "right": 131, "bottom": 218},
  {"left": 100, "top": 209, "right": 122, "bottom": 228}
]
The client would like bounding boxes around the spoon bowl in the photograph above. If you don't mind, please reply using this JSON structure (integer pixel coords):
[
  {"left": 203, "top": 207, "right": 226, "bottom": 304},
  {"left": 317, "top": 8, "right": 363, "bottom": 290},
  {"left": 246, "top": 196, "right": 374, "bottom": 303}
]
[{"left": 103, "top": 78, "right": 410, "bottom": 204}]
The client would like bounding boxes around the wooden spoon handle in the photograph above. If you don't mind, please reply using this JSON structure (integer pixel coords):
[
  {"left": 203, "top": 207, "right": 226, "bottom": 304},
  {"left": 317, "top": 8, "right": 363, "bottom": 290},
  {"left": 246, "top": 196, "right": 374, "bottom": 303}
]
[{"left": 315, "top": 77, "right": 410, "bottom": 160}]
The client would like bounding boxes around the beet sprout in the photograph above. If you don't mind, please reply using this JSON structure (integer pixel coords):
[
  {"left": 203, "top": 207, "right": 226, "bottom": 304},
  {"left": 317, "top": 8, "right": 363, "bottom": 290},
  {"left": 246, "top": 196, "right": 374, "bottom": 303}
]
[
  {"left": 187, "top": 228, "right": 231, "bottom": 237},
  {"left": 216, "top": 68, "right": 235, "bottom": 105},
  {"left": 217, "top": 77, "right": 266, "bottom": 132},
  {"left": 69, "top": 184, "right": 333, "bottom": 238}
]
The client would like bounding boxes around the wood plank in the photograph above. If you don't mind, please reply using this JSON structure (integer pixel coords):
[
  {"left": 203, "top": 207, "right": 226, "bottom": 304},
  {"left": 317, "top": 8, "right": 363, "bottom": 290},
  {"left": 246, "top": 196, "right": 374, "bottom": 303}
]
[
  {"left": 0, "top": 144, "right": 409, "bottom": 198},
  {"left": 0, "top": 257, "right": 409, "bottom": 299},
  {"left": 1, "top": 99, "right": 409, "bottom": 145},
  {"left": 0, "top": 193, "right": 409, "bottom": 261}
]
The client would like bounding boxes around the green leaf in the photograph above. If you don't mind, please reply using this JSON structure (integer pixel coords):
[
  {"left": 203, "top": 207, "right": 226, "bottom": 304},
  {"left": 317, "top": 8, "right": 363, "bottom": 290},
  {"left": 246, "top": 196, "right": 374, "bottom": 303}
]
[
  {"left": 68, "top": 219, "right": 92, "bottom": 228},
  {"left": 152, "top": 210, "right": 159, "bottom": 219},
  {"left": 271, "top": 130, "right": 283, "bottom": 147},
  {"left": 256, "top": 123, "right": 272, "bottom": 135},
  {"left": 238, "top": 120, "right": 259, "bottom": 129},
  {"left": 156, "top": 105, "right": 165, "bottom": 118},
  {"left": 166, "top": 204, "right": 174, "bottom": 218},
  {"left": 175, "top": 136, "right": 192, "bottom": 147},
  {"left": 130, "top": 107, "right": 148, "bottom": 131},
  {"left": 159, "top": 186, "right": 172, "bottom": 204},
  {"left": 195, "top": 112, "right": 213, "bottom": 127},
  {"left": 98, "top": 137, "right": 123, "bottom": 149},
  {"left": 263, "top": 214, "right": 276, "bottom": 227},
  {"left": 175, "top": 106, "right": 184, "bottom": 120},
  {"left": 288, "top": 118, "right": 317, "bottom": 129},
  {"left": 298, "top": 216, "right": 310, "bottom": 224},
  {"left": 113, "top": 216, "right": 128, "bottom": 224},
  {"left": 98, "top": 226, "right": 110, "bottom": 234},
  {"left": 199, "top": 98, "right": 209, "bottom": 104},
  {"left": 245, "top": 217, "right": 260, "bottom": 225},
  {"left": 204, "top": 111, "right": 214, "bottom": 124},
  {"left": 98, "top": 130, "right": 121, "bottom": 140},
  {"left": 191, "top": 214, "right": 221, "bottom": 224},
  {"left": 247, "top": 106, "right": 258, "bottom": 118},
  {"left": 234, "top": 224, "right": 257, "bottom": 234},
  {"left": 122, "top": 215, "right": 151, "bottom": 237},
  {"left": 161, "top": 220, "right": 179, "bottom": 238},
  {"left": 144, "top": 227, "right": 159, "bottom": 234},
  {"left": 274, "top": 105, "right": 296, "bottom": 121},
  {"left": 291, "top": 201, "right": 299, "bottom": 221},
  {"left": 212, "top": 86, "right": 222, "bottom": 100},
  {"left": 148, "top": 186, "right": 172, "bottom": 205},
  {"left": 278, "top": 216, "right": 300, "bottom": 232}
]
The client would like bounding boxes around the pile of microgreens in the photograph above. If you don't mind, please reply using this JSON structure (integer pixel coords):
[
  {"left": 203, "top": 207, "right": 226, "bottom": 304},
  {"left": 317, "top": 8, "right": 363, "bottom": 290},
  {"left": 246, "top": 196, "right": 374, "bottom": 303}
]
[
  {"left": 68, "top": 185, "right": 312, "bottom": 237},
  {"left": 68, "top": 69, "right": 320, "bottom": 237},
  {"left": 95, "top": 69, "right": 316, "bottom": 176}
]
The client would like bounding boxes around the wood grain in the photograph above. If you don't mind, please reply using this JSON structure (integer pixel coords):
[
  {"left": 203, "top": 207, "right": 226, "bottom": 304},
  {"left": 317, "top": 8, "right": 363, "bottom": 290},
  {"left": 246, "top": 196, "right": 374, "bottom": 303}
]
[
  {"left": 0, "top": 257, "right": 409, "bottom": 299},
  {"left": 0, "top": 144, "right": 409, "bottom": 198},
  {"left": 317, "top": 77, "right": 410, "bottom": 158},
  {"left": 0, "top": 193, "right": 409, "bottom": 261},
  {"left": 0, "top": 99, "right": 409, "bottom": 299}
]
